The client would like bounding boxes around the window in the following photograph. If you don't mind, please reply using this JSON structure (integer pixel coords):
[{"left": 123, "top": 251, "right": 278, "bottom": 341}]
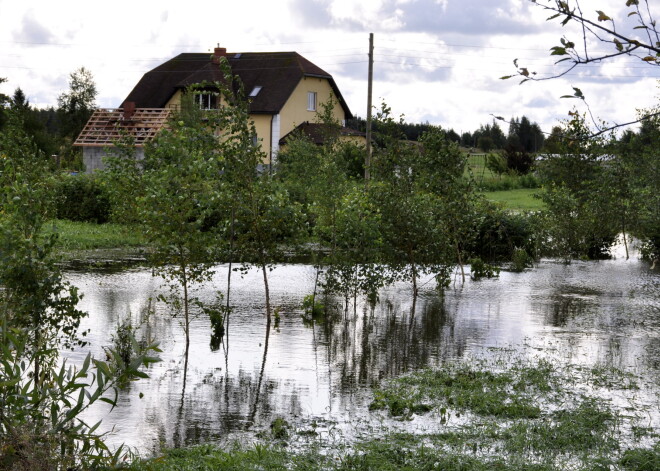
[
  {"left": 195, "top": 92, "right": 218, "bottom": 110},
  {"left": 249, "top": 86, "right": 263, "bottom": 97},
  {"left": 307, "top": 91, "right": 317, "bottom": 111}
]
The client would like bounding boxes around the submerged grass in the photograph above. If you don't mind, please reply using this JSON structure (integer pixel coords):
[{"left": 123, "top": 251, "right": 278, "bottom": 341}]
[{"left": 125, "top": 356, "right": 659, "bottom": 471}]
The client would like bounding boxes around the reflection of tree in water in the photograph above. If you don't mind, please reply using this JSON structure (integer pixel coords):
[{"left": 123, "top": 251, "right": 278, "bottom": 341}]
[
  {"left": 315, "top": 292, "right": 486, "bottom": 396},
  {"left": 145, "top": 361, "right": 305, "bottom": 449}
]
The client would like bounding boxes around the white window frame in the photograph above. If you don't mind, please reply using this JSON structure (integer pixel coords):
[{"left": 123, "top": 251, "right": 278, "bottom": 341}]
[
  {"left": 195, "top": 92, "right": 218, "bottom": 110},
  {"left": 307, "top": 91, "right": 317, "bottom": 111}
]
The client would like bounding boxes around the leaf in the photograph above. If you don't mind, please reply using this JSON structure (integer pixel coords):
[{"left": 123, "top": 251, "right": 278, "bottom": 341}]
[
  {"left": 596, "top": 11, "right": 612, "bottom": 21},
  {"left": 634, "top": 25, "right": 648, "bottom": 30},
  {"left": 642, "top": 56, "right": 658, "bottom": 62},
  {"left": 628, "top": 11, "right": 638, "bottom": 17},
  {"left": 551, "top": 46, "right": 567, "bottom": 56},
  {"left": 626, "top": 0, "right": 639, "bottom": 6},
  {"left": 99, "top": 396, "right": 117, "bottom": 407},
  {"left": 547, "top": 13, "right": 562, "bottom": 20},
  {"left": 520, "top": 68, "right": 530, "bottom": 77},
  {"left": 614, "top": 38, "right": 623, "bottom": 52},
  {"left": 500, "top": 75, "right": 515, "bottom": 80}
]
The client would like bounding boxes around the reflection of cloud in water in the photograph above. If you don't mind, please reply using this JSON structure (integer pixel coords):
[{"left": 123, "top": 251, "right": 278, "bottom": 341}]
[{"left": 62, "top": 258, "right": 660, "bottom": 454}]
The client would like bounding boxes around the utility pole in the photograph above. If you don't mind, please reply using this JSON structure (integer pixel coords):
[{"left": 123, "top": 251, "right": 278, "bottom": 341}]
[{"left": 365, "top": 33, "right": 374, "bottom": 183}]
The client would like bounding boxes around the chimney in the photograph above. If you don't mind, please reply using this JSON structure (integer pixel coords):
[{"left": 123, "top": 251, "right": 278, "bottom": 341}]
[
  {"left": 212, "top": 45, "right": 227, "bottom": 64},
  {"left": 123, "top": 101, "right": 136, "bottom": 120}
]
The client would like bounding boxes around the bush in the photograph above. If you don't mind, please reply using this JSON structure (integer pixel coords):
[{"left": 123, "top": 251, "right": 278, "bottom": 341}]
[
  {"left": 468, "top": 203, "right": 540, "bottom": 261},
  {"left": 477, "top": 173, "right": 539, "bottom": 192},
  {"left": 501, "top": 143, "right": 534, "bottom": 175},
  {"left": 510, "top": 247, "right": 534, "bottom": 272},
  {"left": 0, "top": 328, "right": 161, "bottom": 469},
  {"left": 469, "top": 257, "right": 500, "bottom": 280},
  {"left": 54, "top": 173, "right": 111, "bottom": 223}
]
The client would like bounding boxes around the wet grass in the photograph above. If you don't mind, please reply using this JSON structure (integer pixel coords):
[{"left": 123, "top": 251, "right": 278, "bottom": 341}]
[{"left": 125, "top": 356, "right": 660, "bottom": 470}]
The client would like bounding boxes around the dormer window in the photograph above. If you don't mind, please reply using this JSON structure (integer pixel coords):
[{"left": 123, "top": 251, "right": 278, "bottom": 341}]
[
  {"left": 307, "top": 92, "right": 317, "bottom": 111},
  {"left": 195, "top": 92, "right": 218, "bottom": 110},
  {"left": 249, "top": 86, "right": 263, "bottom": 97}
]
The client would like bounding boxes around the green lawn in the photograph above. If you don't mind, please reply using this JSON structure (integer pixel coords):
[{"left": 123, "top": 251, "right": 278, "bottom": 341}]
[{"left": 482, "top": 188, "right": 545, "bottom": 211}]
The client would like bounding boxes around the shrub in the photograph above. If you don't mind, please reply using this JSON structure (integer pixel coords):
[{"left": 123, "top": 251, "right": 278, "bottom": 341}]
[
  {"left": 0, "top": 328, "right": 161, "bottom": 469},
  {"left": 469, "top": 257, "right": 500, "bottom": 280},
  {"left": 468, "top": 203, "right": 540, "bottom": 261},
  {"left": 54, "top": 173, "right": 111, "bottom": 223},
  {"left": 510, "top": 247, "right": 534, "bottom": 272},
  {"left": 485, "top": 153, "right": 508, "bottom": 175},
  {"left": 501, "top": 143, "right": 534, "bottom": 175}
]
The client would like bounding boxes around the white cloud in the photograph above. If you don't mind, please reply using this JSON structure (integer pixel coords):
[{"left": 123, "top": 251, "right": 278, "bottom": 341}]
[{"left": 0, "top": 0, "right": 657, "bottom": 134}]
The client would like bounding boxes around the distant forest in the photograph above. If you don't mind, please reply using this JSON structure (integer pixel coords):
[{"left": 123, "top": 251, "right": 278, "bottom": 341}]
[{"left": 346, "top": 115, "right": 546, "bottom": 154}]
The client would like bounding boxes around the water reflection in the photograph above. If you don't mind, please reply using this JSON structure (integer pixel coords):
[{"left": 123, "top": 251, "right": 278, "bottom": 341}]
[{"left": 63, "top": 256, "right": 660, "bottom": 454}]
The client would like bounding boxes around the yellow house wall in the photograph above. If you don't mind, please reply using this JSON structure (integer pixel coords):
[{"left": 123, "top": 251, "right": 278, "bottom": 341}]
[
  {"left": 250, "top": 114, "right": 272, "bottom": 163},
  {"left": 165, "top": 90, "right": 182, "bottom": 109},
  {"left": 162, "top": 77, "right": 346, "bottom": 164},
  {"left": 279, "top": 77, "right": 345, "bottom": 138}
]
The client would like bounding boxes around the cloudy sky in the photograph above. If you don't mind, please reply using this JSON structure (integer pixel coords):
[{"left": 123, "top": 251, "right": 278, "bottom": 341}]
[{"left": 1, "top": 0, "right": 658, "bottom": 135}]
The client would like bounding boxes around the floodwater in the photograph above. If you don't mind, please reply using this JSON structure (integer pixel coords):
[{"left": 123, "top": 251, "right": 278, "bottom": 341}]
[{"left": 63, "top": 245, "right": 660, "bottom": 456}]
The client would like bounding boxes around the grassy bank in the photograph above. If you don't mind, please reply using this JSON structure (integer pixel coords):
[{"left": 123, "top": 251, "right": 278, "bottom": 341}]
[
  {"left": 44, "top": 219, "right": 145, "bottom": 253},
  {"left": 126, "top": 357, "right": 660, "bottom": 470}
]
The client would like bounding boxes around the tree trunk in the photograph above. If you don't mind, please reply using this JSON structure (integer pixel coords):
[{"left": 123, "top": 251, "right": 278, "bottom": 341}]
[
  {"left": 248, "top": 315, "right": 271, "bottom": 425},
  {"left": 225, "top": 207, "right": 235, "bottom": 349},
  {"left": 261, "top": 261, "right": 271, "bottom": 321},
  {"left": 182, "top": 262, "right": 190, "bottom": 356},
  {"left": 456, "top": 242, "right": 466, "bottom": 283}
]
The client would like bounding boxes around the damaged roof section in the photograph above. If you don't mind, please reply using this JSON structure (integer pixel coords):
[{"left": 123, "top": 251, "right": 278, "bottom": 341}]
[{"left": 74, "top": 107, "right": 171, "bottom": 147}]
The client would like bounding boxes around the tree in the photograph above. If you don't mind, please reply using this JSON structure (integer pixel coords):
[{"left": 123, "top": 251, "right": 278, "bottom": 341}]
[
  {"left": 460, "top": 131, "right": 473, "bottom": 148},
  {"left": 542, "top": 126, "right": 565, "bottom": 153},
  {"left": 507, "top": 116, "right": 544, "bottom": 153},
  {"left": 137, "top": 108, "right": 224, "bottom": 355},
  {"left": 536, "top": 113, "right": 620, "bottom": 259},
  {"left": 616, "top": 107, "right": 660, "bottom": 263},
  {"left": 0, "top": 78, "right": 9, "bottom": 131},
  {"left": 0, "top": 106, "right": 85, "bottom": 375},
  {"left": 477, "top": 135, "right": 494, "bottom": 153},
  {"left": 371, "top": 126, "right": 458, "bottom": 300},
  {"left": 57, "top": 67, "right": 97, "bottom": 169},
  {"left": 57, "top": 67, "right": 97, "bottom": 139},
  {"left": 0, "top": 106, "right": 160, "bottom": 468},
  {"left": 10, "top": 87, "right": 60, "bottom": 158},
  {"left": 504, "top": 0, "right": 660, "bottom": 135}
]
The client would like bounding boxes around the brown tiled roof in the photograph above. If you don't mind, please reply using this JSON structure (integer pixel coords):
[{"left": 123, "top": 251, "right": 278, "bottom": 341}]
[
  {"left": 73, "top": 108, "right": 170, "bottom": 147},
  {"left": 279, "top": 122, "right": 365, "bottom": 145},
  {"left": 122, "top": 51, "right": 352, "bottom": 118}
]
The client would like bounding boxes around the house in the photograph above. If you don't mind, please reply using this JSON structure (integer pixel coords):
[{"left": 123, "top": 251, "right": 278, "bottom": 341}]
[{"left": 75, "top": 47, "right": 354, "bottom": 172}]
